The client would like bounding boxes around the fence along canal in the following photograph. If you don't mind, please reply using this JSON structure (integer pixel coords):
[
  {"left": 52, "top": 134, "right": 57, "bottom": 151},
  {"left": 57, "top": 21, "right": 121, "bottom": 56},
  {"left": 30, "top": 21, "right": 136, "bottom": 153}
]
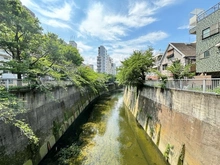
[{"left": 39, "top": 91, "right": 168, "bottom": 165}]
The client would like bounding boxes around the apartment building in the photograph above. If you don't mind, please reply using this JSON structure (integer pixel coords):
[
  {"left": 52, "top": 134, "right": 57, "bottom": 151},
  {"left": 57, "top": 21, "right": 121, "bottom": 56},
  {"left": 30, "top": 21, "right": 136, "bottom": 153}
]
[
  {"left": 97, "top": 46, "right": 116, "bottom": 75},
  {"left": 0, "top": 49, "right": 17, "bottom": 83},
  {"left": 189, "top": 2, "right": 220, "bottom": 77},
  {"left": 69, "top": 40, "right": 77, "bottom": 48}
]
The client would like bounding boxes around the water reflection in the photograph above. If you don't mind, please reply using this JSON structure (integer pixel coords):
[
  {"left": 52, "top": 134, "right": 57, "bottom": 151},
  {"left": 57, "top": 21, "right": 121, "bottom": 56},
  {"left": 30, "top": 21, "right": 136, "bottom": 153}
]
[{"left": 74, "top": 91, "right": 167, "bottom": 165}]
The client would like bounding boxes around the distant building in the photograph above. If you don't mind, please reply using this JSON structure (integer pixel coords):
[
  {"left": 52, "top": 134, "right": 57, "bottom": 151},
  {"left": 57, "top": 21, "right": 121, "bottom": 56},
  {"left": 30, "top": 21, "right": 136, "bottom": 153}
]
[
  {"left": 153, "top": 53, "right": 163, "bottom": 71},
  {"left": 69, "top": 40, "right": 77, "bottom": 48},
  {"left": 0, "top": 49, "right": 17, "bottom": 83},
  {"left": 189, "top": 2, "right": 220, "bottom": 77},
  {"left": 0, "top": 49, "right": 11, "bottom": 76},
  {"left": 88, "top": 64, "right": 94, "bottom": 71},
  {"left": 111, "top": 63, "right": 117, "bottom": 75},
  {"left": 97, "top": 46, "right": 116, "bottom": 75},
  {"left": 146, "top": 53, "right": 163, "bottom": 80}
]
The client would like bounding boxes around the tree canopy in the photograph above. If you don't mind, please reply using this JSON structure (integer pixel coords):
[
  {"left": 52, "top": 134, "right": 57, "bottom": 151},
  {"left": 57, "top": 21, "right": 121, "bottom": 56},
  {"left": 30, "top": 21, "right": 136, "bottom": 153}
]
[
  {"left": 0, "top": 0, "right": 108, "bottom": 144},
  {"left": 0, "top": 0, "right": 42, "bottom": 81},
  {"left": 167, "top": 60, "right": 195, "bottom": 79},
  {"left": 117, "top": 48, "right": 154, "bottom": 86}
]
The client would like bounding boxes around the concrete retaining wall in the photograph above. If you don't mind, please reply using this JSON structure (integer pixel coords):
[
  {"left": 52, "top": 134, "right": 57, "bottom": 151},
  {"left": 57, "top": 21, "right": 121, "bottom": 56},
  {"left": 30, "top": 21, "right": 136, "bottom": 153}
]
[
  {"left": 0, "top": 86, "right": 99, "bottom": 165},
  {"left": 124, "top": 86, "right": 220, "bottom": 165}
]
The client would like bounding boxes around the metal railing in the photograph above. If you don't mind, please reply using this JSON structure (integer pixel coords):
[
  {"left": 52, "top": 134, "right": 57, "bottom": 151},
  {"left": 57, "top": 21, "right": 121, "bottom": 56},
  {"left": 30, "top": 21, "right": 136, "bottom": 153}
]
[
  {"left": 197, "top": 2, "right": 220, "bottom": 22},
  {"left": 144, "top": 78, "right": 220, "bottom": 94},
  {"left": 0, "top": 78, "right": 73, "bottom": 91}
]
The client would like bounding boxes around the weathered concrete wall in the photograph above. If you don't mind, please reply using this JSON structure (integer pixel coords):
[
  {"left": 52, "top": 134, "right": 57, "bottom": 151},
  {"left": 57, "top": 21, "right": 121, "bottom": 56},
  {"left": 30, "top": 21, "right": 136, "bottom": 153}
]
[
  {"left": 0, "top": 86, "right": 100, "bottom": 165},
  {"left": 124, "top": 86, "right": 220, "bottom": 165}
]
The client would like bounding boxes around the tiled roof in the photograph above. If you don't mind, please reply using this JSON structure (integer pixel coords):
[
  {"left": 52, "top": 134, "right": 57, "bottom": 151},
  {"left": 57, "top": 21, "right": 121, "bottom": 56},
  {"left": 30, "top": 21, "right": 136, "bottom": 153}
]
[{"left": 171, "top": 43, "right": 196, "bottom": 57}]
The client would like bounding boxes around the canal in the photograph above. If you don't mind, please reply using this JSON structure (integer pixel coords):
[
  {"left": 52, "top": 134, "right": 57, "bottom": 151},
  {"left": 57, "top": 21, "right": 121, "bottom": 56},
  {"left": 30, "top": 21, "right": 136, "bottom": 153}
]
[{"left": 39, "top": 90, "right": 168, "bottom": 165}]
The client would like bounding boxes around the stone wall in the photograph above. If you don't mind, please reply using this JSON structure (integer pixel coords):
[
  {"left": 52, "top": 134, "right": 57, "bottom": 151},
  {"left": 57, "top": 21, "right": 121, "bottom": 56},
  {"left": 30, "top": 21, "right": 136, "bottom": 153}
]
[
  {"left": 124, "top": 86, "right": 220, "bottom": 165},
  {"left": 0, "top": 86, "right": 99, "bottom": 165}
]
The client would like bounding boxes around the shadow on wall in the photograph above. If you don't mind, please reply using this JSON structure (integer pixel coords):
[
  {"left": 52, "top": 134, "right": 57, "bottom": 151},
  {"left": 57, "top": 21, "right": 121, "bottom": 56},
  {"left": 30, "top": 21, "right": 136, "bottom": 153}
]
[{"left": 125, "top": 86, "right": 187, "bottom": 165}]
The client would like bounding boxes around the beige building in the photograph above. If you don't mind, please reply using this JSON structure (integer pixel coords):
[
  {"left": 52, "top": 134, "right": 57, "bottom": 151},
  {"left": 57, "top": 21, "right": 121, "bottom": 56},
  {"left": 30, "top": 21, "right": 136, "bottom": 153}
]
[{"left": 160, "top": 43, "right": 196, "bottom": 78}]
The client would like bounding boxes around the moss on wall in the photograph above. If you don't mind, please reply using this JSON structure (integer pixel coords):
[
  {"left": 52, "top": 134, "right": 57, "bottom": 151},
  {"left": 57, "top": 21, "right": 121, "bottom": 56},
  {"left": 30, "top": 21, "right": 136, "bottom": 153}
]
[
  {"left": 0, "top": 86, "right": 103, "bottom": 165},
  {"left": 124, "top": 85, "right": 220, "bottom": 165}
]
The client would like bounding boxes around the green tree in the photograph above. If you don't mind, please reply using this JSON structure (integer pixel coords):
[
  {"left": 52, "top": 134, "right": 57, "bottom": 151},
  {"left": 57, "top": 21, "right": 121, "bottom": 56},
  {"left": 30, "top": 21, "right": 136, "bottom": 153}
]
[
  {"left": 0, "top": 0, "right": 42, "bottom": 84},
  {"left": 62, "top": 44, "right": 83, "bottom": 66},
  {"left": 104, "top": 74, "right": 116, "bottom": 83},
  {"left": 151, "top": 69, "right": 168, "bottom": 89},
  {"left": 167, "top": 60, "right": 195, "bottom": 79},
  {"left": 74, "top": 66, "right": 107, "bottom": 94},
  {"left": 0, "top": 86, "right": 39, "bottom": 144},
  {"left": 117, "top": 48, "right": 154, "bottom": 86},
  {"left": 27, "top": 33, "right": 66, "bottom": 87}
]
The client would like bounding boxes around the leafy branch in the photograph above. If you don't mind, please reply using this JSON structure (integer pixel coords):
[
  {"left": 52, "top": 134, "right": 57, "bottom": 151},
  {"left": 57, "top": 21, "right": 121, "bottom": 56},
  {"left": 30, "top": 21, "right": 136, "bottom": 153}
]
[{"left": 0, "top": 86, "right": 39, "bottom": 144}]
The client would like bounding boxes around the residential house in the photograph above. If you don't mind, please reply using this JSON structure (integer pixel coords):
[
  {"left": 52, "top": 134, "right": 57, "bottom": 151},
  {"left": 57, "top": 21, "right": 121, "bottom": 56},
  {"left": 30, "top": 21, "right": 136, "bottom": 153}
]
[
  {"left": 189, "top": 2, "right": 220, "bottom": 77},
  {"left": 153, "top": 53, "right": 163, "bottom": 71},
  {"left": 160, "top": 43, "right": 196, "bottom": 78},
  {"left": 146, "top": 53, "right": 163, "bottom": 80}
]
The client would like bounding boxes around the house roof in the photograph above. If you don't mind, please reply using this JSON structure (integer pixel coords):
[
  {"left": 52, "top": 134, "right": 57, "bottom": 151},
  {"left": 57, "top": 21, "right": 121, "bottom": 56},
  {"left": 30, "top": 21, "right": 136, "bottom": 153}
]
[{"left": 170, "top": 43, "right": 196, "bottom": 57}]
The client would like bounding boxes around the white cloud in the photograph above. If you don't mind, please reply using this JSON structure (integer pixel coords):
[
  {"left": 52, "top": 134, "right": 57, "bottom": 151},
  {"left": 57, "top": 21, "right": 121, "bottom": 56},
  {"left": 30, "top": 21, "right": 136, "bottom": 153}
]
[
  {"left": 128, "top": 1, "right": 156, "bottom": 16},
  {"left": 79, "top": 0, "right": 177, "bottom": 41},
  {"left": 79, "top": 1, "right": 173, "bottom": 41},
  {"left": 124, "top": 31, "right": 169, "bottom": 45},
  {"left": 77, "top": 41, "right": 93, "bottom": 53},
  {"left": 153, "top": 0, "right": 177, "bottom": 8},
  {"left": 41, "top": 0, "right": 60, "bottom": 2},
  {"left": 20, "top": 0, "right": 72, "bottom": 21},
  {"left": 41, "top": 3, "right": 72, "bottom": 21},
  {"left": 178, "top": 25, "right": 190, "bottom": 30},
  {"left": 41, "top": 19, "right": 72, "bottom": 29},
  {"left": 79, "top": 3, "right": 126, "bottom": 41},
  {"left": 106, "top": 31, "right": 168, "bottom": 67},
  {"left": 83, "top": 55, "right": 97, "bottom": 66},
  {"left": 79, "top": 31, "right": 168, "bottom": 70}
]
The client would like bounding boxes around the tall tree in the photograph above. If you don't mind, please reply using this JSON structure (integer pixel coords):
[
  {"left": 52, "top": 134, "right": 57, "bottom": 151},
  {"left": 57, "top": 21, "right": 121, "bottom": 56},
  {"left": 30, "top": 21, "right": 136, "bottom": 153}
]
[
  {"left": 73, "top": 66, "right": 107, "bottom": 94},
  {"left": 117, "top": 48, "right": 154, "bottom": 86},
  {"left": 0, "top": 0, "right": 42, "bottom": 84},
  {"left": 167, "top": 60, "right": 195, "bottom": 79},
  {"left": 62, "top": 44, "right": 83, "bottom": 67}
]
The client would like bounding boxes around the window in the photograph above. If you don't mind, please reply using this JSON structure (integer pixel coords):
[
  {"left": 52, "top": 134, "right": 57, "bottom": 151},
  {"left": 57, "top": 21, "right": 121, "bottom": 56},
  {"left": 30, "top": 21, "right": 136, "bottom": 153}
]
[
  {"left": 202, "top": 23, "right": 219, "bottom": 39},
  {"left": 162, "top": 64, "right": 167, "bottom": 70},
  {"left": 202, "top": 28, "right": 210, "bottom": 39},
  {"left": 204, "top": 50, "right": 210, "bottom": 58},
  {"left": 210, "top": 23, "right": 219, "bottom": 35},
  {"left": 9, "top": 80, "right": 13, "bottom": 84}
]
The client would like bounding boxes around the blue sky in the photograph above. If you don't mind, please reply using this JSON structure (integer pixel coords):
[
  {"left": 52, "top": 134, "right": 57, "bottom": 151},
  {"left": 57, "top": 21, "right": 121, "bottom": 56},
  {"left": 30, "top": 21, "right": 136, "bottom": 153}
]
[{"left": 20, "top": 0, "right": 219, "bottom": 70}]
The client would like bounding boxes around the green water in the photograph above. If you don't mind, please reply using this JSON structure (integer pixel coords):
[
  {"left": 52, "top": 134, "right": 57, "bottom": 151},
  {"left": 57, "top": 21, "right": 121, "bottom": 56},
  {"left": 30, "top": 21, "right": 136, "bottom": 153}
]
[{"left": 40, "top": 91, "right": 168, "bottom": 165}]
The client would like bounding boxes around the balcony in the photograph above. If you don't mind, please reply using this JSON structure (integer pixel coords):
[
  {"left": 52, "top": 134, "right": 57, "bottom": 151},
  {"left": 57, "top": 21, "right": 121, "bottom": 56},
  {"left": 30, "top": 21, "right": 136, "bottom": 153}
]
[
  {"left": 189, "top": 15, "right": 197, "bottom": 34},
  {"left": 189, "top": 26, "right": 196, "bottom": 34},
  {"left": 167, "top": 53, "right": 174, "bottom": 59},
  {"left": 190, "top": 64, "right": 196, "bottom": 72},
  {"left": 189, "top": 9, "right": 204, "bottom": 34}
]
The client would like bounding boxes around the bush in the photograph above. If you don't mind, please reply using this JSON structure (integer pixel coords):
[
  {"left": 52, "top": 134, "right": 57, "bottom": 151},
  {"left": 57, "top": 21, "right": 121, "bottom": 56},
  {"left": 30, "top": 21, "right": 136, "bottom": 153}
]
[{"left": 57, "top": 143, "right": 80, "bottom": 165}]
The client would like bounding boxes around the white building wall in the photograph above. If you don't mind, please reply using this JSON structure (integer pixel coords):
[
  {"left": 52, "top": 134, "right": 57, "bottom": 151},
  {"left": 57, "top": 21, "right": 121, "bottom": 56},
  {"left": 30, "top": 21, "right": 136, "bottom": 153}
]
[
  {"left": 97, "top": 46, "right": 116, "bottom": 75},
  {"left": 69, "top": 40, "right": 77, "bottom": 48}
]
